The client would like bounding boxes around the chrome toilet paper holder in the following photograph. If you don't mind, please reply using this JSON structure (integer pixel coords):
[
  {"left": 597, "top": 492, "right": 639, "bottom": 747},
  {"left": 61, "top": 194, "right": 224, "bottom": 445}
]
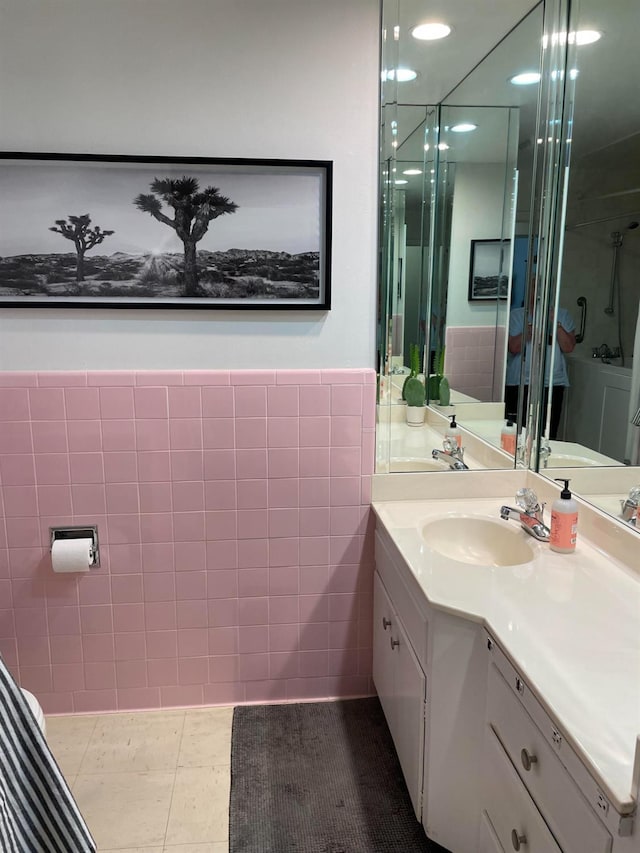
[{"left": 49, "top": 525, "right": 100, "bottom": 567}]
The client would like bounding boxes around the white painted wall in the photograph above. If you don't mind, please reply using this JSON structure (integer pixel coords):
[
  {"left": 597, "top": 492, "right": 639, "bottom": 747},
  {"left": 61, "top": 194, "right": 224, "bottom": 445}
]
[
  {"left": 446, "top": 163, "right": 508, "bottom": 327},
  {"left": 0, "top": 0, "right": 380, "bottom": 370},
  {"left": 561, "top": 228, "right": 640, "bottom": 360}
]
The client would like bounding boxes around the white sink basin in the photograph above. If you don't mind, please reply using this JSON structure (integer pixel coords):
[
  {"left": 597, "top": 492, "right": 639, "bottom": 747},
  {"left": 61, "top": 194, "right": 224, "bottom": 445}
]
[
  {"left": 421, "top": 516, "right": 535, "bottom": 567},
  {"left": 544, "top": 455, "right": 601, "bottom": 468}
]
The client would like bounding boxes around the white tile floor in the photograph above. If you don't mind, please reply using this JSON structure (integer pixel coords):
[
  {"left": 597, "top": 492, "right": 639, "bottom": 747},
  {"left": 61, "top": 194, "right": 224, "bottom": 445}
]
[{"left": 46, "top": 707, "right": 234, "bottom": 853}]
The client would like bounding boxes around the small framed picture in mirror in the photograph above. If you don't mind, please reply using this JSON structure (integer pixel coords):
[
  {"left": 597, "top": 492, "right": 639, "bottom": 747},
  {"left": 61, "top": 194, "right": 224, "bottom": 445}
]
[{"left": 468, "top": 238, "right": 510, "bottom": 301}]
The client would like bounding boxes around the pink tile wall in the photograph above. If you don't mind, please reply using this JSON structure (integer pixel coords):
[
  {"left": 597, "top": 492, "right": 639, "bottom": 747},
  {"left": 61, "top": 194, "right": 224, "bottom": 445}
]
[
  {"left": 444, "top": 326, "right": 497, "bottom": 402},
  {"left": 0, "top": 369, "right": 376, "bottom": 713}
]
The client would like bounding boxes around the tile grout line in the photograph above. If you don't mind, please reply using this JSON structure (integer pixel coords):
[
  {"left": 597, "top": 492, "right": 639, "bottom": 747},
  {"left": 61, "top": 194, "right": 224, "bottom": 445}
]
[
  {"left": 75, "top": 715, "right": 99, "bottom": 778},
  {"left": 51, "top": 713, "right": 99, "bottom": 781},
  {"left": 161, "top": 709, "right": 188, "bottom": 848}
]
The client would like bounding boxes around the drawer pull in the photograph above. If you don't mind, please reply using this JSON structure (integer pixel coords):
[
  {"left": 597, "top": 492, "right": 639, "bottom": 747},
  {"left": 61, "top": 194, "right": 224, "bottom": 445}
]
[
  {"left": 390, "top": 636, "right": 400, "bottom": 650},
  {"left": 520, "top": 748, "right": 538, "bottom": 772},
  {"left": 515, "top": 677, "right": 525, "bottom": 694},
  {"left": 382, "top": 617, "right": 392, "bottom": 631},
  {"left": 511, "top": 829, "right": 527, "bottom": 850}
]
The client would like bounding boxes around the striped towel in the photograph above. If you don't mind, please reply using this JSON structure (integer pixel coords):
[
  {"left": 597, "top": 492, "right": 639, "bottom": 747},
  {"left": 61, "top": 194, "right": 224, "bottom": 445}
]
[{"left": 0, "top": 659, "right": 96, "bottom": 853}]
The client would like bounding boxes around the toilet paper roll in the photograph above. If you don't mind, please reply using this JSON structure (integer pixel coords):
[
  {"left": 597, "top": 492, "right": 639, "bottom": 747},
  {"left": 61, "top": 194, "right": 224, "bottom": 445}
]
[{"left": 51, "top": 538, "right": 93, "bottom": 573}]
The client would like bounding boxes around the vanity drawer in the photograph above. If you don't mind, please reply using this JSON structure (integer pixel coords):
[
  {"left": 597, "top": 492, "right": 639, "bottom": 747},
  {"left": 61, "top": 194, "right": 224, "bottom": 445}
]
[
  {"left": 487, "top": 662, "right": 612, "bottom": 853},
  {"left": 375, "top": 530, "right": 429, "bottom": 667},
  {"left": 486, "top": 631, "right": 625, "bottom": 837},
  {"left": 483, "top": 728, "right": 562, "bottom": 853},
  {"left": 479, "top": 810, "right": 505, "bottom": 853}
]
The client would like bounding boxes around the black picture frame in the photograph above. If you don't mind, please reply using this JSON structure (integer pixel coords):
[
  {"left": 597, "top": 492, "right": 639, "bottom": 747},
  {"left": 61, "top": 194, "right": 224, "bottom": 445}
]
[
  {"left": 0, "top": 153, "right": 332, "bottom": 310},
  {"left": 468, "top": 238, "right": 510, "bottom": 301}
]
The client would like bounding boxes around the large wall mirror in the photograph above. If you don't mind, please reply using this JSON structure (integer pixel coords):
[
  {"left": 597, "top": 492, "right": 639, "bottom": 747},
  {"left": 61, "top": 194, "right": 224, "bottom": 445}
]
[
  {"left": 533, "top": 0, "right": 640, "bottom": 524},
  {"left": 376, "top": 0, "right": 640, "bottom": 535},
  {"left": 377, "top": 2, "right": 545, "bottom": 472}
]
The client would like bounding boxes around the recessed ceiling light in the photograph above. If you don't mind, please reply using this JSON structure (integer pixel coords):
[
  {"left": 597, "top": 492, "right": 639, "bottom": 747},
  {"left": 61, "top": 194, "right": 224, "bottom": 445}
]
[
  {"left": 403, "top": 169, "right": 422, "bottom": 175},
  {"left": 510, "top": 71, "right": 541, "bottom": 86},
  {"left": 542, "top": 29, "right": 602, "bottom": 48},
  {"left": 437, "top": 142, "right": 450, "bottom": 150},
  {"left": 573, "top": 29, "right": 601, "bottom": 45},
  {"left": 411, "top": 22, "right": 451, "bottom": 41},
  {"left": 382, "top": 68, "right": 418, "bottom": 82},
  {"left": 394, "top": 179, "right": 408, "bottom": 185},
  {"left": 450, "top": 123, "right": 477, "bottom": 133}
]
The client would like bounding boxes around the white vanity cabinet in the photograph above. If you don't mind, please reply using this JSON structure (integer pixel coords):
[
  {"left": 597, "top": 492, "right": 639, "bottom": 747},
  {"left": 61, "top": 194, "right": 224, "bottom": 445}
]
[
  {"left": 372, "top": 511, "right": 640, "bottom": 853},
  {"left": 483, "top": 633, "right": 616, "bottom": 853},
  {"left": 373, "top": 527, "right": 431, "bottom": 820},
  {"left": 373, "top": 572, "right": 426, "bottom": 819},
  {"left": 374, "top": 528, "right": 488, "bottom": 851}
]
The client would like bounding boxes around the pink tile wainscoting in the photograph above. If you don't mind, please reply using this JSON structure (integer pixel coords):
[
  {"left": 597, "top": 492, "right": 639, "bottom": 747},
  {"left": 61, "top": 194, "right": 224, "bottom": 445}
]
[
  {"left": 0, "top": 369, "right": 376, "bottom": 713},
  {"left": 444, "top": 326, "right": 506, "bottom": 402}
]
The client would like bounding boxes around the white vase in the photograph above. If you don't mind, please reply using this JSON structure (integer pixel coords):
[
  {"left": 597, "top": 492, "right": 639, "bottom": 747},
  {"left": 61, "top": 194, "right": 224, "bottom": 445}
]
[{"left": 406, "top": 405, "right": 425, "bottom": 427}]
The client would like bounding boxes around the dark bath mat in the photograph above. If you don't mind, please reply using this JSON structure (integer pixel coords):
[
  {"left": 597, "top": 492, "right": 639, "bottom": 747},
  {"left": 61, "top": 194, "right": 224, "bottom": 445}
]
[{"left": 229, "top": 697, "right": 448, "bottom": 853}]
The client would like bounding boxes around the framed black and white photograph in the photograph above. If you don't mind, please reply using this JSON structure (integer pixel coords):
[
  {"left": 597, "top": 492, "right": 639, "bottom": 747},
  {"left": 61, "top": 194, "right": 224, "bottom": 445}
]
[
  {"left": 468, "top": 238, "right": 510, "bottom": 301},
  {"left": 0, "top": 153, "right": 332, "bottom": 310}
]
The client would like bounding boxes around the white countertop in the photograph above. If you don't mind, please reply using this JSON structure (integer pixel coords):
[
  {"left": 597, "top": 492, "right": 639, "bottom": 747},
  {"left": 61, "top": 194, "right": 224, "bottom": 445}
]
[{"left": 372, "top": 496, "right": 640, "bottom": 813}]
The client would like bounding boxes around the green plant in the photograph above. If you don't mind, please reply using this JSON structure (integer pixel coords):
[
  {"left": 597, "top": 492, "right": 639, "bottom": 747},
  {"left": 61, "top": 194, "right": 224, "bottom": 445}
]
[
  {"left": 402, "top": 343, "right": 422, "bottom": 400},
  {"left": 409, "top": 342, "right": 421, "bottom": 376},
  {"left": 404, "top": 376, "right": 426, "bottom": 407},
  {"left": 428, "top": 346, "right": 446, "bottom": 400}
]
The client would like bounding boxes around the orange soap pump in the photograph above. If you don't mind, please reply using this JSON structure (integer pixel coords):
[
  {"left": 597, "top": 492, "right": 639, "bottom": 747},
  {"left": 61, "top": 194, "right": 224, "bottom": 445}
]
[
  {"left": 549, "top": 478, "right": 578, "bottom": 553},
  {"left": 500, "top": 419, "right": 517, "bottom": 454}
]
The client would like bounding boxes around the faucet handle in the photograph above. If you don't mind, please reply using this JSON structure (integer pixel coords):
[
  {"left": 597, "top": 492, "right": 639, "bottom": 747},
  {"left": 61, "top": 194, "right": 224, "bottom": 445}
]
[
  {"left": 539, "top": 440, "right": 552, "bottom": 467},
  {"left": 442, "top": 437, "right": 464, "bottom": 458},
  {"left": 628, "top": 486, "right": 640, "bottom": 503},
  {"left": 515, "top": 487, "right": 540, "bottom": 513}
]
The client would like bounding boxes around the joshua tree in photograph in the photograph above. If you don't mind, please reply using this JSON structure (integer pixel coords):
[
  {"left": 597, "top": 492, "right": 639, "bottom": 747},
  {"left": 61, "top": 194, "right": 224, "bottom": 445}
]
[
  {"left": 134, "top": 177, "right": 238, "bottom": 297},
  {"left": 49, "top": 214, "right": 115, "bottom": 283}
]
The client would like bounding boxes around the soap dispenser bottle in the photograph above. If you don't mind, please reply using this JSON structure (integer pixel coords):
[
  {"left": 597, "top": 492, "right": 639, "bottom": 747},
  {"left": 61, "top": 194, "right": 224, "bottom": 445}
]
[
  {"left": 500, "top": 419, "right": 517, "bottom": 454},
  {"left": 550, "top": 479, "right": 578, "bottom": 553},
  {"left": 445, "top": 414, "right": 462, "bottom": 448}
]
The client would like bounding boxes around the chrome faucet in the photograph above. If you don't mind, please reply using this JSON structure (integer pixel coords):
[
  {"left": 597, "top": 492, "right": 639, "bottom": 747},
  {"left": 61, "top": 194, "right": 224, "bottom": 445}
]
[
  {"left": 500, "top": 488, "right": 550, "bottom": 541},
  {"left": 620, "top": 487, "right": 640, "bottom": 526},
  {"left": 539, "top": 441, "right": 552, "bottom": 468},
  {"left": 432, "top": 438, "right": 469, "bottom": 471},
  {"left": 592, "top": 343, "right": 620, "bottom": 364}
]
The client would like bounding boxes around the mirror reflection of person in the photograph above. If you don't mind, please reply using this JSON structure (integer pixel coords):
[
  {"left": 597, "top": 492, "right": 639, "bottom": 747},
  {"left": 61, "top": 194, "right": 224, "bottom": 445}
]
[{"left": 505, "top": 301, "right": 576, "bottom": 439}]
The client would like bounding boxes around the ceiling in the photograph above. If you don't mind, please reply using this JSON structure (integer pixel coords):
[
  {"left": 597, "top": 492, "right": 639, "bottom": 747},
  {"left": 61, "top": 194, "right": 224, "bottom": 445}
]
[
  {"left": 383, "top": 0, "right": 539, "bottom": 107},
  {"left": 386, "top": 0, "right": 640, "bottom": 171}
]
